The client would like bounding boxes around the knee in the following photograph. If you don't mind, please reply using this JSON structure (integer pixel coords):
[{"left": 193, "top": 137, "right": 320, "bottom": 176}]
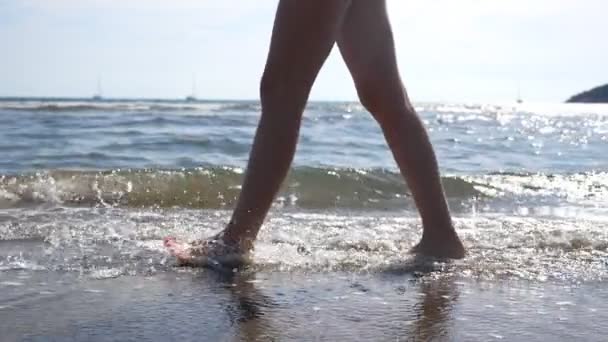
[
  {"left": 355, "top": 77, "right": 405, "bottom": 114},
  {"left": 356, "top": 81, "right": 388, "bottom": 114},
  {"left": 355, "top": 77, "right": 415, "bottom": 125}
]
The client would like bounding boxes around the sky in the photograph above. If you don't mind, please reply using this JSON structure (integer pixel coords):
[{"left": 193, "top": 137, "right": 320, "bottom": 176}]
[{"left": 0, "top": 0, "right": 607, "bottom": 103}]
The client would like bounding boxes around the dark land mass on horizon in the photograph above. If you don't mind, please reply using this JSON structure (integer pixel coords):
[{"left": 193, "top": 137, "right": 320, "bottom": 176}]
[{"left": 567, "top": 84, "right": 608, "bottom": 103}]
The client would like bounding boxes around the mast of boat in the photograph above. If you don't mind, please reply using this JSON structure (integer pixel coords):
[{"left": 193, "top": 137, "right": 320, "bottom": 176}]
[
  {"left": 93, "top": 76, "right": 103, "bottom": 100},
  {"left": 186, "top": 74, "right": 197, "bottom": 101}
]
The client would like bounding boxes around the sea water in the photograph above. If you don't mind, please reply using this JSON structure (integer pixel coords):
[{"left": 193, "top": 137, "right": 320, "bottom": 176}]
[{"left": 1, "top": 98, "right": 608, "bottom": 340}]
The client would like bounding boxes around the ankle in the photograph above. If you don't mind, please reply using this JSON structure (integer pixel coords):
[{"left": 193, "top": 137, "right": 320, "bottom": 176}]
[
  {"left": 421, "top": 218, "right": 455, "bottom": 235},
  {"left": 221, "top": 226, "right": 255, "bottom": 252}
]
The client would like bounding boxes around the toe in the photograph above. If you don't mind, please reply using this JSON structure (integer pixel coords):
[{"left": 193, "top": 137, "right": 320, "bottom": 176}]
[{"left": 163, "top": 236, "right": 176, "bottom": 247}]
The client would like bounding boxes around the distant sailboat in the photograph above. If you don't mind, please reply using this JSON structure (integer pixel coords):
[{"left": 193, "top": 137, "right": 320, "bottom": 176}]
[
  {"left": 185, "top": 74, "right": 198, "bottom": 102},
  {"left": 516, "top": 83, "right": 523, "bottom": 104},
  {"left": 92, "top": 77, "right": 103, "bottom": 101}
]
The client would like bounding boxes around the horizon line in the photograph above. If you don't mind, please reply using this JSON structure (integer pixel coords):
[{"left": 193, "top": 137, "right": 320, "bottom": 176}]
[{"left": 0, "top": 95, "right": 578, "bottom": 105}]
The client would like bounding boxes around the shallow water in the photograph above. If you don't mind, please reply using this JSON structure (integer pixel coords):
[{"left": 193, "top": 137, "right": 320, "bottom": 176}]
[
  {"left": 1, "top": 208, "right": 607, "bottom": 282},
  {"left": 2, "top": 98, "right": 608, "bottom": 340},
  {"left": 2, "top": 271, "right": 607, "bottom": 341}
]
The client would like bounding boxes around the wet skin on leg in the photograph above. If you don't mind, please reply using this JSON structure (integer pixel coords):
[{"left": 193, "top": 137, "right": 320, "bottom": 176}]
[
  {"left": 165, "top": 0, "right": 353, "bottom": 265},
  {"left": 221, "top": 0, "right": 353, "bottom": 250},
  {"left": 165, "top": 0, "right": 465, "bottom": 265},
  {"left": 336, "top": 0, "right": 464, "bottom": 258}
]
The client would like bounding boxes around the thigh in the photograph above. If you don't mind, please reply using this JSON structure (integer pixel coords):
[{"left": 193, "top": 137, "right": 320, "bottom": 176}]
[
  {"left": 336, "top": 0, "right": 402, "bottom": 89},
  {"left": 263, "top": 0, "right": 351, "bottom": 89}
]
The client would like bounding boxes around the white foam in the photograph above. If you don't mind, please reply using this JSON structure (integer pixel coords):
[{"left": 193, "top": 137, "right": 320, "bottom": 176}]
[{"left": 1, "top": 207, "right": 607, "bottom": 282}]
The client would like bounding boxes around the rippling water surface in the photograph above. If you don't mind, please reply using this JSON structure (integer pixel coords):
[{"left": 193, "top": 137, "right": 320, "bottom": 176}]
[{"left": 2, "top": 98, "right": 608, "bottom": 340}]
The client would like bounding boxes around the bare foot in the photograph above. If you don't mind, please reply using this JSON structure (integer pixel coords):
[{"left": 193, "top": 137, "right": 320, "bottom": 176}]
[
  {"left": 163, "top": 236, "right": 250, "bottom": 270},
  {"left": 410, "top": 231, "right": 466, "bottom": 259}
]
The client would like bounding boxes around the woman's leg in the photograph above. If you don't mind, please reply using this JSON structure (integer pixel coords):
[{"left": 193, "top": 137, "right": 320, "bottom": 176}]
[
  {"left": 166, "top": 0, "right": 353, "bottom": 261},
  {"left": 221, "top": 0, "right": 352, "bottom": 250},
  {"left": 337, "top": 0, "right": 464, "bottom": 258}
]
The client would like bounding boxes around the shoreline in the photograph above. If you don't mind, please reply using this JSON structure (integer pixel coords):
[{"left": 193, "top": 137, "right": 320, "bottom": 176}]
[{"left": 2, "top": 269, "right": 606, "bottom": 341}]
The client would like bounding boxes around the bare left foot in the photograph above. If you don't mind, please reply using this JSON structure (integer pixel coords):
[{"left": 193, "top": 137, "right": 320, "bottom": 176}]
[{"left": 164, "top": 236, "right": 251, "bottom": 269}]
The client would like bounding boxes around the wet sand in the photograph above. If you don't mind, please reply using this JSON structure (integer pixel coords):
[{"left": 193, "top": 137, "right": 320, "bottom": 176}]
[{"left": 2, "top": 269, "right": 606, "bottom": 341}]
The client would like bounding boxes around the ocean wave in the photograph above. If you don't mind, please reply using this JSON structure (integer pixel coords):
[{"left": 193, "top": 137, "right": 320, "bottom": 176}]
[
  {"left": 0, "top": 100, "right": 403, "bottom": 116},
  {"left": 0, "top": 167, "right": 477, "bottom": 210},
  {"left": 0, "top": 100, "right": 365, "bottom": 115},
  {"left": 0, "top": 100, "right": 227, "bottom": 113},
  {"left": 3, "top": 99, "right": 608, "bottom": 118},
  {"left": 214, "top": 102, "right": 261, "bottom": 112},
  {"left": 1, "top": 167, "right": 607, "bottom": 212}
]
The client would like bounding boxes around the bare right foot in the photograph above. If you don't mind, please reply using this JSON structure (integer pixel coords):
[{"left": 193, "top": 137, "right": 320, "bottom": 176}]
[
  {"left": 163, "top": 236, "right": 251, "bottom": 270},
  {"left": 410, "top": 231, "right": 466, "bottom": 259}
]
